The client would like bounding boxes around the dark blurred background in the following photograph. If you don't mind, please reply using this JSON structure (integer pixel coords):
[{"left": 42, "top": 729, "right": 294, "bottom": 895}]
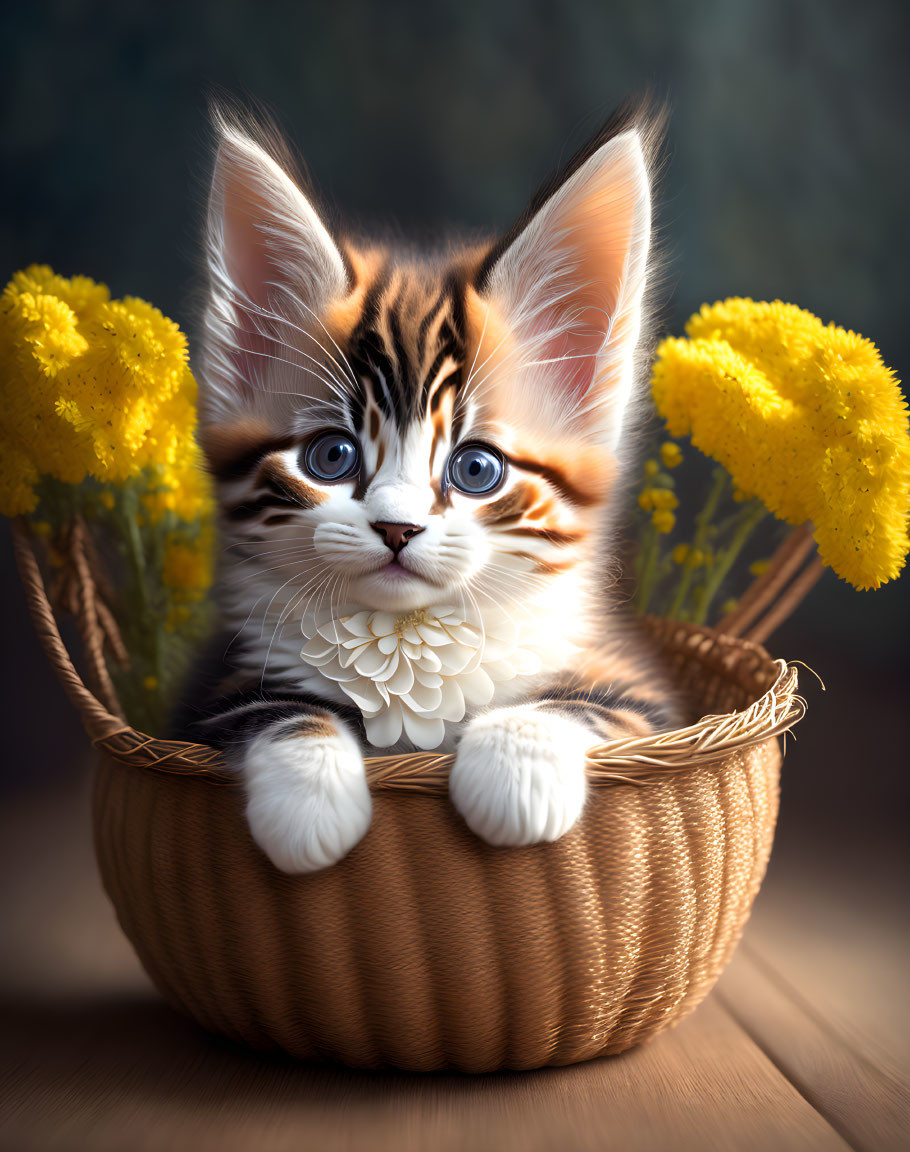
[{"left": 1, "top": 0, "right": 907, "bottom": 863}]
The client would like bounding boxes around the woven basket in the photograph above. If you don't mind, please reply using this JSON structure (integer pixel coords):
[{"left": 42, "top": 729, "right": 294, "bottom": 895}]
[{"left": 12, "top": 520, "right": 817, "bottom": 1072}]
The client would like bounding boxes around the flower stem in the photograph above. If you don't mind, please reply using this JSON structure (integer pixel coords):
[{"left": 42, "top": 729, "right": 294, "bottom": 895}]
[
  {"left": 666, "top": 467, "right": 727, "bottom": 620},
  {"left": 665, "top": 558, "right": 695, "bottom": 621},
  {"left": 634, "top": 524, "right": 660, "bottom": 613},
  {"left": 116, "top": 483, "right": 164, "bottom": 730},
  {"left": 119, "top": 486, "right": 151, "bottom": 623},
  {"left": 690, "top": 499, "right": 767, "bottom": 625}
]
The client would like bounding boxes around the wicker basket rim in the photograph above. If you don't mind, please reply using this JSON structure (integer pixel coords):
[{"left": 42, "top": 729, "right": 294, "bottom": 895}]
[
  {"left": 102, "top": 656, "right": 803, "bottom": 793},
  {"left": 12, "top": 519, "right": 807, "bottom": 794}
]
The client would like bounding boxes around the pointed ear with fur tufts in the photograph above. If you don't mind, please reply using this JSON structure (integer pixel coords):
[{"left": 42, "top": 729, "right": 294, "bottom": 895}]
[
  {"left": 477, "top": 124, "right": 654, "bottom": 450},
  {"left": 201, "top": 113, "right": 349, "bottom": 423}
]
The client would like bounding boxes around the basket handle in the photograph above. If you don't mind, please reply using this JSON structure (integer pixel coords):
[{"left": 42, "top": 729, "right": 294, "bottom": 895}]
[{"left": 12, "top": 518, "right": 126, "bottom": 744}]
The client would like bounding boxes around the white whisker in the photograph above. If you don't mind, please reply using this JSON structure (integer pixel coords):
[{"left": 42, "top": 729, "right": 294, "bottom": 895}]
[
  {"left": 228, "top": 332, "right": 351, "bottom": 405},
  {"left": 226, "top": 285, "right": 360, "bottom": 393}
]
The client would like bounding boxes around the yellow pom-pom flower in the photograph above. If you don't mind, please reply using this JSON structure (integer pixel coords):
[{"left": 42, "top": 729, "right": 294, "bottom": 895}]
[
  {"left": 652, "top": 298, "right": 910, "bottom": 589},
  {"left": 672, "top": 545, "right": 705, "bottom": 568},
  {"left": 0, "top": 265, "right": 213, "bottom": 523},
  {"left": 651, "top": 489, "right": 678, "bottom": 511},
  {"left": 652, "top": 509, "right": 676, "bottom": 534},
  {"left": 162, "top": 535, "right": 214, "bottom": 599},
  {"left": 660, "top": 441, "right": 683, "bottom": 469},
  {"left": 638, "top": 487, "right": 678, "bottom": 514}
]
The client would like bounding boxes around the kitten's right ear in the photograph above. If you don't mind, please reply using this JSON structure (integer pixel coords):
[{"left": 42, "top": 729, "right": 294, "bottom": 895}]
[{"left": 202, "top": 114, "right": 348, "bottom": 420}]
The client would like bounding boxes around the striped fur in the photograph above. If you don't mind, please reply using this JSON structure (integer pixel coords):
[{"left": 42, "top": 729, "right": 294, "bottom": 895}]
[{"left": 180, "top": 103, "right": 682, "bottom": 872}]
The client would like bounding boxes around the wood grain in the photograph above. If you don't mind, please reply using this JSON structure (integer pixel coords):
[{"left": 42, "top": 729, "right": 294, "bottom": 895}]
[
  {"left": 0, "top": 768, "right": 904, "bottom": 1152},
  {"left": 0, "top": 994, "right": 851, "bottom": 1152},
  {"left": 717, "top": 946, "right": 910, "bottom": 1152}
]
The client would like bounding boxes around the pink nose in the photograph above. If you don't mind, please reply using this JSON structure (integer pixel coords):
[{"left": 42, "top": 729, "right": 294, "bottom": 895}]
[{"left": 370, "top": 521, "right": 426, "bottom": 555}]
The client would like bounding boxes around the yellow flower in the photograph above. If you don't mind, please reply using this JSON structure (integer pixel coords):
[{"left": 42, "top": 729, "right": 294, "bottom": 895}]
[
  {"left": 165, "top": 603, "right": 193, "bottom": 633},
  {"left": 673, "top": 544, "right": 707, "bottom": 567},
  {"left": 638, "top": 487, "right": 678, "bottom": 513},
  {"left": 643, "top": 459, "right": 659, "bottom": 478},
  {"left": 0, "top": 265, "right": 214, "bottom": 523},
  {"left": 660, "top": 441, "right": 683, "bottom": 469},
  {"left": 652, "top": 298, "right": 910, "bottom": 589},
  {"left": 143, "top": 675, "right": 159, "bottom": 691},
  {"left": 749, "top": 559, "right": 770, "bottom": 576},
  {"left": 693, "top": 548, "right": 706, "bottom": 567},
  {"left": 652, "top": 489, "right": 678, "bottom": 511},
  {"left": 652, "top": 509, "right": 676, "bottom": 534},
  {"left": 721, "top": 598, "right": 738, "bottom": 614},
  {"left": 14, "top": 292, "right": 88, "bottom": 376},
  {"left": 0, "top": 443, "right": 40, "bottom": 515},
  {"left": 162, "top": 534, "right": 213, "bottom": 599}
]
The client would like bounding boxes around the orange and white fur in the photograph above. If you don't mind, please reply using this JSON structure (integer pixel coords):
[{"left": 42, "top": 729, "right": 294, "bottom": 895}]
[{"left": 180, "top": 107, "right": 681, "bottom": 874}]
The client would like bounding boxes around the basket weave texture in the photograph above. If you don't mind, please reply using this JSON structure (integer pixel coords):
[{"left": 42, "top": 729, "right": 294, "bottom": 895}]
[{"left": 13, "top": 522, "right": 807, "bottom": 1072}]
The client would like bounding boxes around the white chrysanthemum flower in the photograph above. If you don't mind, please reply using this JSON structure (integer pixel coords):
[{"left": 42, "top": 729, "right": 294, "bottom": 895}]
[{"left": 300, "top": 605, "right": 545, "bottom": 750}]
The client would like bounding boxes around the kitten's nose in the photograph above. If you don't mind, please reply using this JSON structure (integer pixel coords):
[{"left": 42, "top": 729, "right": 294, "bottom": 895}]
[{"left": 370, "top": 521, "right": 426, "bottom": 555}]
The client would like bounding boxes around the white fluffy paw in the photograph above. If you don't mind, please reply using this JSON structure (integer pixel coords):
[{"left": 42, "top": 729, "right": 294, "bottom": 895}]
[
  {"left": 242, "top": 719, "right": 371, "bottom": 874},
  {"left": 450, "top": 706, "right": 590, "bottom": 847}
]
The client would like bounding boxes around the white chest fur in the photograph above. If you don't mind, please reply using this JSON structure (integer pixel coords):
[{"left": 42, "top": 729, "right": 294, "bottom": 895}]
[{"left": 227, "top": 571, "right": 587, "bottom": 753}]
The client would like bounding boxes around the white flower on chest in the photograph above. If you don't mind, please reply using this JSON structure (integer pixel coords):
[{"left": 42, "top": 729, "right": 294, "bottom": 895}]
[{"left": 300, "top": 605, "right": 546, "bottom": 750}]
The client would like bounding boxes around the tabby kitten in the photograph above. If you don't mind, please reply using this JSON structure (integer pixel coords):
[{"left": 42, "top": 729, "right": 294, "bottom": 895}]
[{"left": 184, "top": 107, "right": 682, "bottom": 873}]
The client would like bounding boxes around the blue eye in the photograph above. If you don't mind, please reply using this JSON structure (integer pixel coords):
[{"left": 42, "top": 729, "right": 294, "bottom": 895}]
[
  {"left": 302, "top": 431, "right": 360, "bottom": 482},
  {"left": 446, "top": 442, "right": 506, "bottom": 496}
]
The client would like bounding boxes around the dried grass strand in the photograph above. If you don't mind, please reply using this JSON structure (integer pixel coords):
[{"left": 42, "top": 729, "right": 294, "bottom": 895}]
[
  {"left": 67, "top": 516, "right": 125, "bottom": 718},
  {"left": 744, "top": 557, "right": 825, "bottom": 645},
  {"left": 12, "top": 518, "right": 126, "bottom": 737},
  {"left": 717, "top": 524, "right": 816, "bottom": 638}
]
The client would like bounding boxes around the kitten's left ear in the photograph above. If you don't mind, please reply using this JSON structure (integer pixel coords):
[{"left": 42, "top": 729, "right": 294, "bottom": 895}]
[{"left": 478, "top": 124, "right": 653, "bottom": 447}]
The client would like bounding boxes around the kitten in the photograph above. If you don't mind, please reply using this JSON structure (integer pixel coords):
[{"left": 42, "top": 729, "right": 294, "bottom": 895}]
[{"left": 180, "top": 105, "right": 682, "bottom": 874}]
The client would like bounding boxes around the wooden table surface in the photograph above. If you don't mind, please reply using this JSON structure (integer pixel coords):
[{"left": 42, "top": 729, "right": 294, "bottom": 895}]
[{"left": 0, "top": 766, "right": 907, "bottom": 1152}]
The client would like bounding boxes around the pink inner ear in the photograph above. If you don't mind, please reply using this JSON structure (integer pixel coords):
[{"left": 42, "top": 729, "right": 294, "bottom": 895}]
[
  {"left": 206, "top": 130, "right": 349, "bottom": 418},
  {"left": 542, "top": 183, "right": 636, "bottom": 406},
  {"left": 492, "top": 140, "right": 647, "bottom": 420},
  {"left": 223, "top": 183, "right": 277, "bottom": 311},
  {"left": 219, "top": 182, "right": 287, "bottom": 397},
  {"left": 529, "top": 302, "right": 605, "bottom": 403}
]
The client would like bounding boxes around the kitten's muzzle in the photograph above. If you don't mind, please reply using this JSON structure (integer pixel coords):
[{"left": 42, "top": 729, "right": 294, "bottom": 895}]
[{"left": 369, "top": 522, "right": 426, "bottom": 555}]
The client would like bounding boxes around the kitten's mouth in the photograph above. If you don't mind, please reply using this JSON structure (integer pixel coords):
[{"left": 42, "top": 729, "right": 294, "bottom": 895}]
[
  {"left": 366, "top": 557, "right": 445, "bottom": 589},
  {"left": 378, "top": 559, "right": 413, "bottom": 579}
]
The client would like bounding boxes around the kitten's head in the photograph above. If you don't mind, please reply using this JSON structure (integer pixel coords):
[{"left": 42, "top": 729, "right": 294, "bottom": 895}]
[{"left": 199, "top": 107, "right": 658, "bottom": 626}]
